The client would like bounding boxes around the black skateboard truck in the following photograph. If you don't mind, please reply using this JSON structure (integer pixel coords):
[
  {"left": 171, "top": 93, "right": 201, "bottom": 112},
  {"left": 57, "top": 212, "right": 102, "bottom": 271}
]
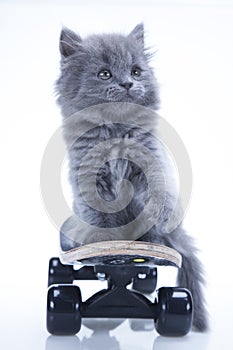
[{"left": 47, "top": 257, "right": 193, "bottom": 336}]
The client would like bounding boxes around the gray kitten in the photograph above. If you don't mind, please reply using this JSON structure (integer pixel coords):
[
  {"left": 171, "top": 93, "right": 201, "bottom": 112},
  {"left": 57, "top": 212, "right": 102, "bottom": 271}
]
[{"left": 56, "top": 24, "right": 208, "bottom": 332}]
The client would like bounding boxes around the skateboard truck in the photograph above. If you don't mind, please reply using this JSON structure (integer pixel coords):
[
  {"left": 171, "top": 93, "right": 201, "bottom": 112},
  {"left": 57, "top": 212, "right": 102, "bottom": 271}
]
[{"left": 47, "top": 253, "right": 193, "bottom": 337}]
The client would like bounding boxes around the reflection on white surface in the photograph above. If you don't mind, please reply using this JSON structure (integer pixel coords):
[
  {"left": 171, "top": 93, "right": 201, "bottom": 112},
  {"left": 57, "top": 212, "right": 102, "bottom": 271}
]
[
  {"left": 46, "top": 336, "right": 81, "bottom": 350},
  {"left": 153, "top": 333, "right": 210, "bottom": 350},
  {"left": 45, "top": 318, "right": 210, "bottom": 350},
  {"left": 46, "top": 319, "right": 123, "bottom": 350}
]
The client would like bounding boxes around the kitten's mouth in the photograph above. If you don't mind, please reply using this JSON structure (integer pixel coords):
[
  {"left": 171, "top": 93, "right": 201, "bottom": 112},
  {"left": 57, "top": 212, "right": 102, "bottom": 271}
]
[
  {"left": 107, "top": 91, "right": 135, "bottom": 103},
  {"left": 120, "top": 92, "right": 134, "bottom": 101}
]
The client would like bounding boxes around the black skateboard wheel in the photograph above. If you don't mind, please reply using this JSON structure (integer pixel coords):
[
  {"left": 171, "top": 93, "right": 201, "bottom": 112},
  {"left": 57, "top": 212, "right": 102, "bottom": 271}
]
[
  {"left": 132, "top": 268, "right": 157, "bottom": 294},
  {"left": 155, "top": 287, "right": 193, "bottom": 336},
  {"left": 48, "top": 257, "right": 74, "bottom": 286},
  {"left": 47, "top": 285, "right": 82, "bottom": 335}
]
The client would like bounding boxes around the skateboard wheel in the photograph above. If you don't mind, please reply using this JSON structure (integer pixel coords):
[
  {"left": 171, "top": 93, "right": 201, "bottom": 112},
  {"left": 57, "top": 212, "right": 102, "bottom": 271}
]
[
  {"left": 155, "top": 287, "right": 193, "bottom": 336},
  {"left": 48, "top": 257, "right": 74, "bottom": 286},
  {"left": 132, "top": 268, "right": 157, "bottom": 294},
  {"left": 47, "top": 285, "right": 82, "bottom": 335}
]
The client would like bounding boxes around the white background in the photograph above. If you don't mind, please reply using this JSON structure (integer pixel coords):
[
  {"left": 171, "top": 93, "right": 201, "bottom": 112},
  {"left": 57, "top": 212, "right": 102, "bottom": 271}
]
[{"left": 0, "top": 1, "right": 233, "bottom": 349}]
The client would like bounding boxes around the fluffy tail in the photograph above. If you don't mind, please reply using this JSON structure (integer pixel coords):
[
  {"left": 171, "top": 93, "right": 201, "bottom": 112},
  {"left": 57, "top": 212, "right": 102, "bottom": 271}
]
[{"left": 139, "top": 225, "right": 209, "bottom": 332}]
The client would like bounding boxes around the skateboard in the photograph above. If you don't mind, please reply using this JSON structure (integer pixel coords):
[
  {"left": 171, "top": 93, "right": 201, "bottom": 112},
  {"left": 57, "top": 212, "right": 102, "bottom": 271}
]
[{"left": 47, "top": 241, "right": 193, "bottom": 337}]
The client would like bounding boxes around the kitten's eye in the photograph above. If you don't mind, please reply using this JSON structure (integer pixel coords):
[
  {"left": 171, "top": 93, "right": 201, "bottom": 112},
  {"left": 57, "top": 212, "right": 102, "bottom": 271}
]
[
  {"left": 131, "top": 66, "right": 142, "bottom": 78},
  {"left": 98, "top": 70, "right": 112, "bottom": 80}
]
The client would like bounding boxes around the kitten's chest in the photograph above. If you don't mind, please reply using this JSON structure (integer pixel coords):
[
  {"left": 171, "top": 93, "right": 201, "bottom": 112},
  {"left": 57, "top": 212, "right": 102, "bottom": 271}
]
[{"left": 68, "top": 120, "right": 159, "bottom": 190}]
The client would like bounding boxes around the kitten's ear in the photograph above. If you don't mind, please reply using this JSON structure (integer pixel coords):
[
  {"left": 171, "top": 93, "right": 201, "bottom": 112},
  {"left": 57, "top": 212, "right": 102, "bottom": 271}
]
[
  {"left": 128, "top": 23, "right": 144, "bottom": 48},
  {"left": 59, "top": 27, "right": 82, "bottom": 57}
]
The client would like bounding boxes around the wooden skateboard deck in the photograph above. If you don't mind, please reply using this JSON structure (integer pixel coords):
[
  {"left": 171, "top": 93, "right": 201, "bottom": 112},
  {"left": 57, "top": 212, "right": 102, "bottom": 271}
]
[{"left": 60, "top": 241, "right": 182, "bottom": 268}]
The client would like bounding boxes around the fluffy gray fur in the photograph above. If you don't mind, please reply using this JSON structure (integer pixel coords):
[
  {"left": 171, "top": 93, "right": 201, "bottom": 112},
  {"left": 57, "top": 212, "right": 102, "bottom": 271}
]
[{"left": 56, "top": 24, "right": 208, "bottom": 331}]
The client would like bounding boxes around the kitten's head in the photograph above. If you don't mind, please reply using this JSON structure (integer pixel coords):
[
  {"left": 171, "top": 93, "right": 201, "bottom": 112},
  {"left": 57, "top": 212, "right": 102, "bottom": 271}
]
[{"left": 56, "top": 24, "right": 159, "bottom": 117}]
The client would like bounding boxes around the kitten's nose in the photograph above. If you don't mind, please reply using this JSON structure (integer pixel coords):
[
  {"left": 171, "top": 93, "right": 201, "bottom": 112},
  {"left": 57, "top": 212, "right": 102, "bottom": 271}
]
[{"left": 120, "top": 82, "right": 133, "bottom": 90}]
